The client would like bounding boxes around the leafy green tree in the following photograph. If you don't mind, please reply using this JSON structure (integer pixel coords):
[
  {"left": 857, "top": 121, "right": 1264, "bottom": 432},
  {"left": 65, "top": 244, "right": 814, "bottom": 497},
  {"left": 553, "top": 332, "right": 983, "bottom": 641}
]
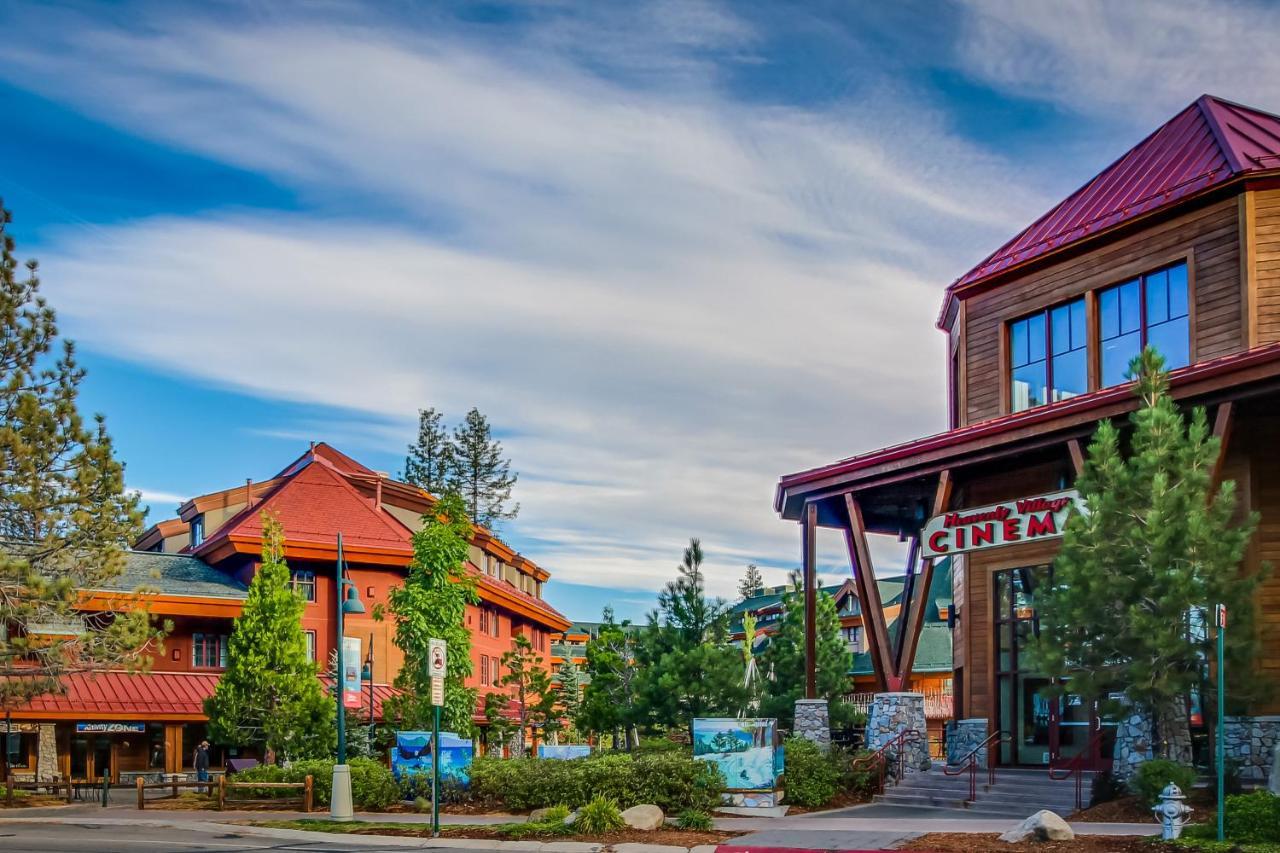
[
  {"left": 485, "top": 633, "right": 559, "bottom": 756},
  {"left": 382, "top": 492, "right": 479, "bottom": 734},
  {"left": 758, "top": 579, "right": 853, "bottom": 729},
  {"left": 205, "top": 514, "right": 334, "bottom": 759},
  {"left": 1031, "top": 348, "right": 1266, "bottom": 761},
  {"left": 401, "top": 407, "right": 453, "bottom": 496},
  {"left": 634, "top": 539, "right": 747, "bottom": 734},
  {"left": 578, "top": 607, "right": 640, "bottom": 748},
  {"left": 0, "top": 203, "right": 164, "bottom": 706},
  {"left": 449, "top": 408, "right": 518, "bottom": 530},
  {"left": 738, "top": 564, "right": 765, "bottom": 600},
  {"left": 482, "top": 691, "right": 518, "bottom": 755}
]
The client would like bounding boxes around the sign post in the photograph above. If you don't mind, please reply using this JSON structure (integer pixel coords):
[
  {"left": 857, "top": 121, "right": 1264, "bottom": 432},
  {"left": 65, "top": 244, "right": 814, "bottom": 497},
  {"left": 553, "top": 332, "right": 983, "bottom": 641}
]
[
  {"left": 428, "top": 639, "right": 447, "bottom": 838},
  {"left": 1216, "top": 604, "right": 1226, "bottom": 843}
]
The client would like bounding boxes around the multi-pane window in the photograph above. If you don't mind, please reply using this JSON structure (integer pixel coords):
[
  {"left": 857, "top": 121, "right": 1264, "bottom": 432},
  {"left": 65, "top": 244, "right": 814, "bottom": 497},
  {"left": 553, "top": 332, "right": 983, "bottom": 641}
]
[
  {"left": 479, "top": 654, "right": 489, "bottom": 686},
  {"left": 190, "top": 515, "right": 205, "bottom": 547},
  {"left": 1009, "top": 298, "right": 1087, "bottom": 412},
  {"left": 303, "top": 630, "right": 316, "bottom": 661},
  {"left": 841, "top": 625, "right": 863, "bottom": 653},
  {"left": 291, "top": 569, "right": 316, "bottom": 602},
  {"left": 192, "top": 633, "right": 228, "bottom": 669},
  {"left": 1099, "top": 262, "right": 1189, "bottom": 386}
]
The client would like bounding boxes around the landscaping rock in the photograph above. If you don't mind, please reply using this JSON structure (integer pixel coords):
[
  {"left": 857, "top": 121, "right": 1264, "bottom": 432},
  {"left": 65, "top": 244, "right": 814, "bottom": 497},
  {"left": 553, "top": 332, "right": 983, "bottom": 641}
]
[
  {"left": 563, "top": 809, "right": 579, "bottom": 826},
  {"left": 998, "top": 810, "right": 1074, "bottom": 843},
  {"left": 620, "top": 804, "right": 665, "bottom": 831}
]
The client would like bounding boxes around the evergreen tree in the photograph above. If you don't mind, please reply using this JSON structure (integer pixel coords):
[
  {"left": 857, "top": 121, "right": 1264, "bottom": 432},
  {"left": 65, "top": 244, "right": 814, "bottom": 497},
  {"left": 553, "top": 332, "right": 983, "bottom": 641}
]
[
  {"left": 633, "top": 539, "right": 747, "bottom": 734},
  {"left": 401, "top": 407, "right": 453, "bottom": 496},
  {"left": 382, "top": 492, "right": 479, "bottom": 734},
  {"left": 758, "top": 578, "right": 853, "bottom": 729},
  {"left": 738, "top": 564, "right": 765, "bottom": 600},
  {"left": 555, "top": 660, "right": 587, "bottom": 725},
  {"left": 205, "top": 514, "right": 334, "bottom": 759},
  {"left": 448, "top": 408, "right": 519, "bottom": 530},
  {"left": 0, "top": 203, "right": 164, "bottom": 705},
  {"left": 1031, "top": 348, "right": 1265, "bottom": 762},
  {"left": 578, "top": 608, "right": 640, "bottom": 748},
  {"left": 484, "top": 633, "right": 559, "bottom": 756}
]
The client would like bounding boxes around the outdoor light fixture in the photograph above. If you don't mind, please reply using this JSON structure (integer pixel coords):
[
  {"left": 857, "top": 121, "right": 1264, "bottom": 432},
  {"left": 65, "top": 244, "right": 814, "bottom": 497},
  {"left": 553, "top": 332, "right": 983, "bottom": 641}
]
[{"left": 331, "top": 532, "right": 364, "bottom": 822}]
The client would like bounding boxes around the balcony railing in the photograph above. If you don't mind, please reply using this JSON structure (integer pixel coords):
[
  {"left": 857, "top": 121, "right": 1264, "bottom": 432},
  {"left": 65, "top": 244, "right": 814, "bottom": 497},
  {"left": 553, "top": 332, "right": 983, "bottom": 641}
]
[{"left": 842, "top": 690, "right": 954, "bottom": 720}]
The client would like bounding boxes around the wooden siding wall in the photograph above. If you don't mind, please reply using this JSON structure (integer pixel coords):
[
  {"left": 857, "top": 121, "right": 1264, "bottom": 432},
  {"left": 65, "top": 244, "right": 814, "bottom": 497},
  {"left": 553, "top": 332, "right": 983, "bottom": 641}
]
[
  {"left": 1245, "top": 415, "right": 1280, "bottom": 712},
  {"left": 1254, "top": 190, "right": 1280, "bottom": 345},
  {"left": 962, "top": 197, "right": 1243, "bottom": 425}
]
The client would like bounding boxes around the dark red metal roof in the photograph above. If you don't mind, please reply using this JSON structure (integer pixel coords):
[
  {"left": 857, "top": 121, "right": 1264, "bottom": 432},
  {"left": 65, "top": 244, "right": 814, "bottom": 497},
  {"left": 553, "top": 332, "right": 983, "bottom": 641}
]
[{"left": 941, "top": 95, "right": 1280, "bottom": 326}]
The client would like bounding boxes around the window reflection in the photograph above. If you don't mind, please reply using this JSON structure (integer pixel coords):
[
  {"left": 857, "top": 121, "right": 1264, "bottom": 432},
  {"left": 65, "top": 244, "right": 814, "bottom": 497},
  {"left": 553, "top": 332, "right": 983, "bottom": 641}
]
[
  {"left": 1009, "top": 297, "right": 1085, "bottom": 412},
  {"left": 1099, "top": 262, "right": 1189, "bottom": 386}
]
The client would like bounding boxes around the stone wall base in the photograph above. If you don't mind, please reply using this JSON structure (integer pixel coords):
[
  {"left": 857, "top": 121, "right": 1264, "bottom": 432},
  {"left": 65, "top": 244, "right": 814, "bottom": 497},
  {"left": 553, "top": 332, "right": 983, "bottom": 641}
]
[
  {"left": 794, "top": 699, "right": 831, "bottom": 752},
  {"left": 947, "top": 718, "right": 989, "bottom": 766},
  {"left": 36, "top": 724, "right": 57, "bottom": 783},
  {"left": 1113, "top": 707, "right": 1154, "bottom": 783},
  {"left": 867, "top": 692, "right": 929, "bottom": 771},
  {"left": 722, "top": 790, "right": 782, "bottom": 808},
  {"left": 1222, "top": 716, "right": 1280, "bottom": 788}
]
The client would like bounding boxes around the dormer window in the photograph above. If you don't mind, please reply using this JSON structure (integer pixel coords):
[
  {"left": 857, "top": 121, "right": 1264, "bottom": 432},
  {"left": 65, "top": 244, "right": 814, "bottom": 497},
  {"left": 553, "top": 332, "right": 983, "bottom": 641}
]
[{"left": 190, "top": 514, "right": 205, "bottom": 547}]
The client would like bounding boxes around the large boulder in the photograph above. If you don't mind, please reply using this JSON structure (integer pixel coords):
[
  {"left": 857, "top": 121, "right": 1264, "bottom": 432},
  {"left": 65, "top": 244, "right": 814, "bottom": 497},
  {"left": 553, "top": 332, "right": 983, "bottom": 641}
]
[
  {"left": 620, "top": 804, "right": 665, "bottom": 831},
  {"left": 998, "top": 810, "right": 1074, "bottom": 843}
]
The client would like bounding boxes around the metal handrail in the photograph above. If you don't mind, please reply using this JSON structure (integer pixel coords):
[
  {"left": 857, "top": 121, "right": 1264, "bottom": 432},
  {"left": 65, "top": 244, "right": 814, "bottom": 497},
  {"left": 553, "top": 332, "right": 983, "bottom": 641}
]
[
  {"left": 1048, "top": 728, "right": 1108, "bottom": 811},
  {"left": 850, "top": 728, "right": 926, "bottom": 794},
  {"left": 943, "top": 729, "right": 1011, "bottom": 803}
]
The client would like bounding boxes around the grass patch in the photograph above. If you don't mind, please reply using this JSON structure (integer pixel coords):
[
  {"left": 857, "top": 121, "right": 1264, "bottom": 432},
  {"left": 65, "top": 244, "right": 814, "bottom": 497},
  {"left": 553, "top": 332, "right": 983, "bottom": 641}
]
[
  {"left": 1172, "top": 836, "right": 1280, "bottom": 853},
  {"left": 251, "top": 818, "right": 571, "bottom": 839}
]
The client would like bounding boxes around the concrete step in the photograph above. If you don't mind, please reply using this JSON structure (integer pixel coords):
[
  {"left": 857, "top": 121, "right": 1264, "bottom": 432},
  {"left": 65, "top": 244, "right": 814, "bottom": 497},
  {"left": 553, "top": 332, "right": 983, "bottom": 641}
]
[{"left": 873, "top": 793, "right": 971, "bottom": 810}]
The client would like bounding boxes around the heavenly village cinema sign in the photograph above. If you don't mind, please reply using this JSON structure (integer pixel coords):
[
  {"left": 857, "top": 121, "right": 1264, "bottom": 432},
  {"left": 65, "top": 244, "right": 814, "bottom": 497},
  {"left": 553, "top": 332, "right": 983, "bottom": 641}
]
[{"left": 921, "top": 489, "right": 1085, "bottom": 559}]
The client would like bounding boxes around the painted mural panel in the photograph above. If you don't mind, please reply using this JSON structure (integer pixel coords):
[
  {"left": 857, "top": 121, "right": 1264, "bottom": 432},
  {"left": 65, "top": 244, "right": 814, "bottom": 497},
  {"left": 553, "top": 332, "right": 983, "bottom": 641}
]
[
  {"left": 391, "top": 731, "right": 474, "bottom": 784},
  {"left": 692, "top": 717, "right": 777, "bottom": 792}
]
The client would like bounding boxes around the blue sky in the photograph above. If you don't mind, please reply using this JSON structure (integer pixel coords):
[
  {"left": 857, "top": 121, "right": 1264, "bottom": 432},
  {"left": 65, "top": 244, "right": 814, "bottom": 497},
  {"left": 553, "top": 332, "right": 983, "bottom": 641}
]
[{"left": 2, "top": 0, "right": 1278, "bottom": 622}]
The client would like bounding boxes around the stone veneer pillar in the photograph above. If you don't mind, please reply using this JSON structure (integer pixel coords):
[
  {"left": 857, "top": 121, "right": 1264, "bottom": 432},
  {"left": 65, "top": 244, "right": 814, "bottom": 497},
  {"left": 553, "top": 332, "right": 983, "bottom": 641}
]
[
  {"left": 947, "top": 718, "right": 989, "bottom": 766},
  {"left": 1112, "top": 705, "right": 1154, "bottom": 783},
  {"left": 866, "top": 693, "right": 929, "bottom": 771},
  {"left": 37, "top": 724, "right": 58, "bottom": 782},
  {"left": 1222, "top": 716, "right": 1280, "bottom": 789},
  {"left": 793, "top": 699, "right": 831, "bottom": 752}
]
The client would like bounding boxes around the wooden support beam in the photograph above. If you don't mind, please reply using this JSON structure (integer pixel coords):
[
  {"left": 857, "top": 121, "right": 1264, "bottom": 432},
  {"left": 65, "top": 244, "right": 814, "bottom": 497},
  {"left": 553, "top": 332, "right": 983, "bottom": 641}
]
[
  {"left": 844, "top": 494, "right": 894, "bottom": 692},
  {"left": 892, "top": 537, "right": 921, "bottom": 671},
  {"left": 1067, "top": 438, "right": 1085, "bottom": 478},
  {"left": 802, "top": 502, "right": 818, "bottom": 700},
  {"left": 893, "top": 470, "right": 953, "bottom": 687},
  {"left": 1210, "top": 401, "right": 1235, "bottom": 491}
]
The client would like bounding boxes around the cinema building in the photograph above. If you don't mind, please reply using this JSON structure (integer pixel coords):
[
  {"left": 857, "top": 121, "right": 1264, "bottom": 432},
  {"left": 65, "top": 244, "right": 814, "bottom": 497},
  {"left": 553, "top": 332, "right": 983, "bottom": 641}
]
[
  {"left": 775, "top": 95, "right": 1280, "bottom": 783},
  {"left": 3, "top": 442, "right": 569, "bottom": 783}
]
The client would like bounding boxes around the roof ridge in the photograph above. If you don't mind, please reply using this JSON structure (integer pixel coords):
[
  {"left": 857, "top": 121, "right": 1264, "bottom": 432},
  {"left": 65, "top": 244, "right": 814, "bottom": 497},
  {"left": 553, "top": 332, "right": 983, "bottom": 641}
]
[{"left": 1196, "top": 94, "right": 1245, "bottom": 174}]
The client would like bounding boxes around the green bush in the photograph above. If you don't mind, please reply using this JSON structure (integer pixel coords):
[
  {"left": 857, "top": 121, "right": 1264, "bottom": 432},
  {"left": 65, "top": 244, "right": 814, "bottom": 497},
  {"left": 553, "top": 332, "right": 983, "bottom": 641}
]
[
  {"left": 1129, "top": 759, "right": 1197, "bottom": 807},
  {"left": 783, "top": 737, "right": 840, "bottom": 808},
  {"left": 1223, "top": 790, "right": 1280, "bottom": 843},
  {"left": 230, "top": 757, "right": 397, "bottom": 810},
  {"left": 575, "top": 795, "right": 625, "bottom": 834},
  {"left": 636, "top": 736, "right": 684, "bottom": 753},
  {"left": 468, "top": 753, "right": 724, "bottom": 813},
  {"left": 676, "top": 809, "right": 714, "bottom": 830},
  {"left": 836, "top": 748, "right": 879, "bottom": 797}
]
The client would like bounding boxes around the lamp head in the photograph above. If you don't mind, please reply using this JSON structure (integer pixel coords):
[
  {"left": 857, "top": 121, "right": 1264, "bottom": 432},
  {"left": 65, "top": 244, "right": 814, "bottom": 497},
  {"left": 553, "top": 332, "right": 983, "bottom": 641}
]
[{"left": 342, "top": 584, "right": 366, "bottom": 615}]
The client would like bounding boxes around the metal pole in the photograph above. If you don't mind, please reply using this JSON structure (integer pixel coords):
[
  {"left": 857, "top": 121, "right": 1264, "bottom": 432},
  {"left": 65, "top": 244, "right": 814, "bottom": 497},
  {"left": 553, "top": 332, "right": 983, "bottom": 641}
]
[
  {"left": 1216, "top": 603, "right": 1225, "bottom": 844},
  {"left": 432, "top": 704, "right": 441, "bottom": 837},
  {"left": 336, "top": 533, "right": 346, "bottom": 767}
]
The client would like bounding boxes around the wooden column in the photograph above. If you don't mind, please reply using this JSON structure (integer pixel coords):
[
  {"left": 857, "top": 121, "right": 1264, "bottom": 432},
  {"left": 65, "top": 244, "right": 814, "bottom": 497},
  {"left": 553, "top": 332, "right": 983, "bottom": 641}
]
[
  {"left": 894, "top": 470, "right": 953, "bottom": 688},
  {"left": 844, "top": 494, "right": 894, "bottom": 692},
  {"left": 802, "top": 502, "right": 818, "bottom": 700},
  {"left": 1067, "top": 439, "right": 1086, "bottom": 478},
  {"left": 1210, "top": 401, "right": 1235, "bottom": 490}
]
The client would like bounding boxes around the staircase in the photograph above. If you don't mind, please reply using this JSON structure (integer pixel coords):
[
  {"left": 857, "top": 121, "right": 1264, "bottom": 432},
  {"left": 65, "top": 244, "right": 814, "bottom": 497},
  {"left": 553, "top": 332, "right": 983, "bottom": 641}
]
[{"left": 873, "top": 764, "right": 1093, "bottom": 818}]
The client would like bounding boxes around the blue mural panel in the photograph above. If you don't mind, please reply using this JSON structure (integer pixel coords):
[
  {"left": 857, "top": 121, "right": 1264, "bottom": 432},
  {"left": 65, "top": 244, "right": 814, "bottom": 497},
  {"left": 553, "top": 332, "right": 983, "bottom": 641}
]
[
  {"left": 391, "top": 731, "right": 474, "bottom": 785},
  {"left": 692, "top": 718, "right": 778, "bottom": 792}
]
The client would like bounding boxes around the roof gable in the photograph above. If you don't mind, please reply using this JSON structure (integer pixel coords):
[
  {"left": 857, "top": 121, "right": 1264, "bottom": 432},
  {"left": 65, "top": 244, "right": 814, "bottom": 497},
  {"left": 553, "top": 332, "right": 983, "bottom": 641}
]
[{"left": 944, "top": 95, "right": 1280, "bottom": 322}]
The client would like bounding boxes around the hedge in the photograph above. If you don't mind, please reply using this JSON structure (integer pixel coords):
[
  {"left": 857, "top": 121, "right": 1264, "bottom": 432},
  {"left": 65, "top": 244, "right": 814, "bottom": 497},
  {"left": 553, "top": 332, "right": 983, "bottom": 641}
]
[
  {"left": 469, "top": 752, "right": 724, "bottom": 813},
  {"left": 231, "top": 757, "right": 399, "bottom": 810}
]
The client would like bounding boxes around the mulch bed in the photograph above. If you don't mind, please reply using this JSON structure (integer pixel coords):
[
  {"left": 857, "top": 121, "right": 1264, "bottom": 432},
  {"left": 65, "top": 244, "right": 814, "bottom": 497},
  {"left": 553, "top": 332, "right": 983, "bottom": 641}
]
[
  {"left": 784, "top": 790, "right": 872, "bottom": 814},
  {"left": 1070, "top": 789, "right": 1216, "bottom": 823},
  {"left": 393, "top": 827, "right": 732, "bottom": 845},
  {"left": 898, "top": 834, "right": 1173, "bottom": 852}
]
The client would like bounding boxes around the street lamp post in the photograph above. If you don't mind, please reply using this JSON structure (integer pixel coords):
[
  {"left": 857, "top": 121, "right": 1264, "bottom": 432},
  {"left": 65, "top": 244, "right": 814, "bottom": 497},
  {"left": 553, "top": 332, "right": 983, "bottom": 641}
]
[{"left": 331, "top": 532, "right": 365, "bottom": 822}]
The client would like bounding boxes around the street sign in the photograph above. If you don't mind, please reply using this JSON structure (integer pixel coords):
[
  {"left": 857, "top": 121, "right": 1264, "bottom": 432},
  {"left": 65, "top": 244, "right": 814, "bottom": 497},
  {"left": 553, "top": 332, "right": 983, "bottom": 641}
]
[
  {"left": 430, "top": 677, "right": 444, "bottom": 707},
  {"left": 428, "top": 638, "right": 447, "bottom": 679}
]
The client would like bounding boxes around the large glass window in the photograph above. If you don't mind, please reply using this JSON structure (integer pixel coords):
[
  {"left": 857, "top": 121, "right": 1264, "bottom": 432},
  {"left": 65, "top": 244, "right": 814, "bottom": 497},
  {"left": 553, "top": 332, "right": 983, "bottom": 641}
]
[
  {"left": 1009, "top": 298, "right": 1086, "bottom": 412},
  {"left": 1100, "top": 262, "right": 1189, "bottom": 386},
  {"left": 192, "top": 633, "right": 228, "bottom": 669}
]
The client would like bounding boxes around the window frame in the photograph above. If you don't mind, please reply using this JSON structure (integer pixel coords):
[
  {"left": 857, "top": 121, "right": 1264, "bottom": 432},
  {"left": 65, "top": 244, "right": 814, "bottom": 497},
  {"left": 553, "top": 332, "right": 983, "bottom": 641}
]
[
  {"left": 192, "top": 633, "right": 228, "bottom": 670},
  {"left": 1007, "top": 297, "right": 1087, "bottom": 413},
  {"left": 291, "top": 569, "right": 316, "bottom": 602},
  {"left": 1097, "top": 260, "right": 1191, "bottom": 387}
]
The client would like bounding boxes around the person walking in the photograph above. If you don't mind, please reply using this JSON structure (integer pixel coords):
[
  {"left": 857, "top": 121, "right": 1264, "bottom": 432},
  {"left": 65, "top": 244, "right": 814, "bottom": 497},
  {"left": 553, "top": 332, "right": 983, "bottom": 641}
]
[{"left": 194, "top": 741, "right": 210, "bottom": 787}]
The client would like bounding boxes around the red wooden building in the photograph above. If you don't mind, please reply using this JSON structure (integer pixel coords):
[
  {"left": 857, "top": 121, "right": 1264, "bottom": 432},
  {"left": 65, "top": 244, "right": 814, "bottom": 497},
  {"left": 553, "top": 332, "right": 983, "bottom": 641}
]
[
  {"left": 4, "top": 442, "right": 569, "bottom": 783},
  {"left": 776, "top": 96, "right": 1280, "bottom": 779}
]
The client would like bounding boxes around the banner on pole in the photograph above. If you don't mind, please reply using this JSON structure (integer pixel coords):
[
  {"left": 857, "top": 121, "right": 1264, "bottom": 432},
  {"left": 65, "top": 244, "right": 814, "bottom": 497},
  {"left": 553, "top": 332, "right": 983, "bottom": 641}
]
[{"left": 343, "top": 636, "right": 363, "bottom": 709}]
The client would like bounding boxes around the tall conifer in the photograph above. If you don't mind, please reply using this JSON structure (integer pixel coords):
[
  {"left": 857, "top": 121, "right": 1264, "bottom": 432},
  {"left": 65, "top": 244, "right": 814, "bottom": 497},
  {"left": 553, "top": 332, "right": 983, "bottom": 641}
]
[
  {"left": 758, "top": 579, "right": 852, "bottom": 728},
  {"left": 401, "top": 407, "right": 452, "bottom": 496},
  {"left": 449, "top": 408, "right": 518, "bottom": 530}
]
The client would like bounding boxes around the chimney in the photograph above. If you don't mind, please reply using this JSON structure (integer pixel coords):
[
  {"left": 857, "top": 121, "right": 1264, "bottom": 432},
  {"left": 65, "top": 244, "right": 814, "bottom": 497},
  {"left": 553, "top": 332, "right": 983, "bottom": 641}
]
[{"left": 245, "top": 478, "right": 253, "bottom": 507}]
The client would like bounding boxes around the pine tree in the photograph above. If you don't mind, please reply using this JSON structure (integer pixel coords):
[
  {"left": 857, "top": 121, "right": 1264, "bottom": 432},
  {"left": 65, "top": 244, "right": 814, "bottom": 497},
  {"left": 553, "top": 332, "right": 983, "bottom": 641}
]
[
  {"left": 555, "top": 660, "right": 587, "bottom": 724},
  {"left": 484, "top": 633, "right": 559, "bottom": 756},
  {"left": 758, "top": 578, "right": 853, "bottom": 729},
  {"left": 739, "top": 564, "right": 765, "bottom": 600},
  {"left": 634, "top": 539, "right": 746, "bottom": 734},
  {"left": 448, "top": 408, "right": 518, "bottom": 530},
  {"left": 382, "top": 492, "right": 479, "bottom": 735},
  {"left": 578, "top": 608, "right": 640, "bottom": 748},
  {"left": 401, "top": 407, "right": 453, "bottom": 496},
  {"left": 205, "top": 514, "right": 334, "bottom": 759},
  {"left": 0, "top": 202, "right": 164, "bottom": 706},
  {"left": 1031, "top": 348, "right": 1265, "bottom": 762}
]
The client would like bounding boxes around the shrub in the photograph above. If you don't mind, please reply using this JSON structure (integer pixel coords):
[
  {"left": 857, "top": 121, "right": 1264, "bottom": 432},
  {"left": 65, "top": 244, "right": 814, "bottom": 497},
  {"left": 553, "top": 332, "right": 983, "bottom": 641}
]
[
  {"left": 636, "top": 736, "right": 684, "bottom": 753},
  {"left": 1088, "top": 770, "right": 1125, "bottom": 807},
  {"left": 1129, "top": 759, "right": 1196, "bottom": 808},
  {"left": 348, "top": 758, "right": 400, "bottom": 811},
  {"left": 676, "top": 809, "right": 714, "bottom": 830},
  {"left": 414, "top": 796, "right": 430, "bottom": 814},
  {"left": 230, "top": 757, "right": 397, "bottom": 810},
  {"left": 575, "top": 795, "right": 625, "bottom": 834},
  {"left": 634, "top": 752, "right": 724, "bottom": 814},
  {"left": 1223, "top": 790, "right": 1280, "bottom": 843},
  {"left": 783, "top": 737, "right": 839, "bottom": 808},
  {"left": 837, "top": 748, "right": 879, "bottom": 797}
]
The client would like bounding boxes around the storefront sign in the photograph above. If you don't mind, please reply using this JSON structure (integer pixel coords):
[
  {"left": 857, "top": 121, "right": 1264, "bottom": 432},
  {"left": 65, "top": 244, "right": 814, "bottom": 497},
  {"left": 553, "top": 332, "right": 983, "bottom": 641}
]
[
  {"left": 921, "top": 489, "right": 1083, "bottom": 558},
  {"left": 342, "top": 636, "right": 363, "bottom": 709},
  {"left": 0, "top": 721, "right": 39, "bottom": 734},
  {"left": 76, "top": 722, "right": 145, "bottom": 734}
]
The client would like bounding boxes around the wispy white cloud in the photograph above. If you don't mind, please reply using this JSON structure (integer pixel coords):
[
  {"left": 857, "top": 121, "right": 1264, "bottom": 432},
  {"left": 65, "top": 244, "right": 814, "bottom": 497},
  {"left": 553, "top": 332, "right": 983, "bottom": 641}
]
[
  {"left": 133, "top": 487, "right": 188, "bottom": 513},
  {"left": 0, "top": 3, "right": 1048, "bottom": 596}
]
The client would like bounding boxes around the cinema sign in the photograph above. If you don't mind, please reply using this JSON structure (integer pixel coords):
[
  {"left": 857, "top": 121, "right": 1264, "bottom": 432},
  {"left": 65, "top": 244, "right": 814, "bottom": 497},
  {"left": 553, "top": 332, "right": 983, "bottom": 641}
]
[{"left": 920, "top": 489, "right": 1084, "bottom": 559}]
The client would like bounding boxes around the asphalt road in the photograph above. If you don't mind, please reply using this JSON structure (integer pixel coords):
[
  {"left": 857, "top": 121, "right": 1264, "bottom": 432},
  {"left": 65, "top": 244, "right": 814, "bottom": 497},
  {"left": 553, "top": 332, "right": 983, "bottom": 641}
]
[{"left": 0, "top": 822, "right": 502, "bottom": 853}]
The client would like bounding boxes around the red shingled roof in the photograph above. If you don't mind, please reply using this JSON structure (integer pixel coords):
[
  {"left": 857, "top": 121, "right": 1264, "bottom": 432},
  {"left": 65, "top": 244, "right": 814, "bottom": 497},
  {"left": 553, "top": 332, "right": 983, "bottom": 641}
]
[{"left": 942, "top": 95, "right": 1280, "bottom": 325}]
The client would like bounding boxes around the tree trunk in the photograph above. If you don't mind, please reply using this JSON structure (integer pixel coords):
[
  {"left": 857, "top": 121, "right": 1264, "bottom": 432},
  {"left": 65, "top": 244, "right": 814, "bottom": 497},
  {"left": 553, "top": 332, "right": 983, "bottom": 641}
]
[{"left": 1155, "top": 700, "right": 1194, "bottom": 764}]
